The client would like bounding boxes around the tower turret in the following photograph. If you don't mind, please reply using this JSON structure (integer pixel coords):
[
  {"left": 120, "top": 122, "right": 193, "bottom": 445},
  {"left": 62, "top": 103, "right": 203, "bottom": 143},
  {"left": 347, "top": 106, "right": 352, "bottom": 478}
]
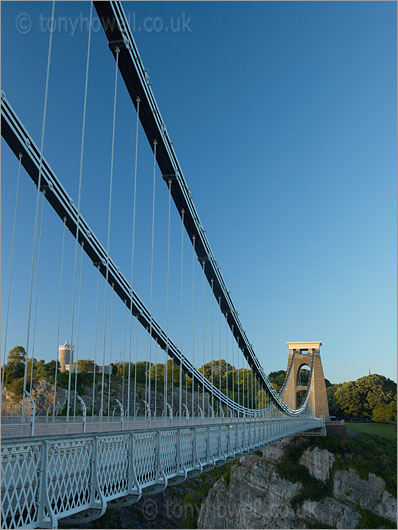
[{"left": 59, "top": 341, "right": 73, "bottom": 372}]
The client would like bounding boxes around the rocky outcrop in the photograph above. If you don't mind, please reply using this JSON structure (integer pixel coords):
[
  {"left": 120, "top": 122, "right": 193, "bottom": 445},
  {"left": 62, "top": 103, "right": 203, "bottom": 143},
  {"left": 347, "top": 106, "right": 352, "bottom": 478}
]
[
  {"left": 1, "top": 380, "right": 67, "bottom": 416},
  {"left": 297, "top": 497, "right": 360, "bottom": 529},
  {"left": 198, "top": 438, "right": 397, "bottom": 529},
  {"left": 300, "top": 446, "right": 334, "bottom": 482},
  {"left": 199, "top": 453, "right": 303, "bottom": 529},
  {"left": 261, "top": 435, "right": 292, "bottom": 463},
  {"left": 32, "top": 379, "right": 67, "bottom": 415},
  {"left": 333, "top": 469, "right": 396, "bottom": 522},
  {"left": 3, "top": 377, "right": 212, "bottom": 418},
  {"left": 374, "top": 490, "right": 397, "bottom": 523}
]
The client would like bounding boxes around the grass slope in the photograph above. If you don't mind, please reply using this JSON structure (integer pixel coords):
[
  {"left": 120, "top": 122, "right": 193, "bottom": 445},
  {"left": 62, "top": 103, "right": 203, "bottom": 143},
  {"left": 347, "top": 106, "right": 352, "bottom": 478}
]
[{"left": 346, "top": 421, "right": 397, "bottom": 441}]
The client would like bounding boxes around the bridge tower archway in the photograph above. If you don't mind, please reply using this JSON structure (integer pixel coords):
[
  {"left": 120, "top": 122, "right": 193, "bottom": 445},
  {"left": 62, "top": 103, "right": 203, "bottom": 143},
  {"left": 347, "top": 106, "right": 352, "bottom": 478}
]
[{"left": 283, "top": 341, "right": 330, "bottom": 420}]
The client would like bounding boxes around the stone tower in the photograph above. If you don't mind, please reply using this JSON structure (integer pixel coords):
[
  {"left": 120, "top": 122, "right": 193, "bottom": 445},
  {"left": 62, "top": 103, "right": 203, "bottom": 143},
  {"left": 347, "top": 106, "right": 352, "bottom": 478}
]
[
  {"left": 59, "top": 341, "right": 73, "bottom": 372},
  {"left": 282, "top": 341, "right": 330, "bottom": 420}
]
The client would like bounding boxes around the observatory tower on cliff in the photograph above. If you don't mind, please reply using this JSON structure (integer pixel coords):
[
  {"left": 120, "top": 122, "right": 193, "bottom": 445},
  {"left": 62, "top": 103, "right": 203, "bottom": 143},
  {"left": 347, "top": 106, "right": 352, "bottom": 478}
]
[{"left": 58, "top": 341, "right": 74, "bottom": 372}]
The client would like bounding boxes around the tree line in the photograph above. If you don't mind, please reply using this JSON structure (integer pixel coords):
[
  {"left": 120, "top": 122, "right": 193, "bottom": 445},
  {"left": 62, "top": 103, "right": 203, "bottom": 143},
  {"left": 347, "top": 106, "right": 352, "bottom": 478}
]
[
  {"left": 2, "top": 346, "right": 396, "bottom": 422},
  {"left": 2, "top": 345, "right": 278, "bottom": 409}
]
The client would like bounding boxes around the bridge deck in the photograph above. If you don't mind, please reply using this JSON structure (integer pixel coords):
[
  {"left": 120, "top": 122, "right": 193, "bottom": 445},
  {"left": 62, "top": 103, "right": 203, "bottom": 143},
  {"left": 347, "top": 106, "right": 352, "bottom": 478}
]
[
  {"left": 2, "top": 415, "right": 269, "bottom": 439},
  {"left": 1, "top": 416, "right": 324, "bottom": 529}
]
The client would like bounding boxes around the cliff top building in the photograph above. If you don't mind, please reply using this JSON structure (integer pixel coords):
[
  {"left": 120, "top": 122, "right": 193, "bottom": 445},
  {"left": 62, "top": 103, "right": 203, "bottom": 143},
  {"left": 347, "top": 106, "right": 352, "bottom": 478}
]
[{"left": 58, "top": 341, "right": 73, "bottom": 372}]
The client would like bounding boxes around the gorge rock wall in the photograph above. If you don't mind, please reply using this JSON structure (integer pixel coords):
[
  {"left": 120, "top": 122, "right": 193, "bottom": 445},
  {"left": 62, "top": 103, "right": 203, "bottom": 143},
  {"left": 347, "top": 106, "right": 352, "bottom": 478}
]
[
  {"left": 198, "top": 436, "right": 397, "bottom": 529},
  {"left": 1, "top": 379, "right": 67, "bottom": 416}
]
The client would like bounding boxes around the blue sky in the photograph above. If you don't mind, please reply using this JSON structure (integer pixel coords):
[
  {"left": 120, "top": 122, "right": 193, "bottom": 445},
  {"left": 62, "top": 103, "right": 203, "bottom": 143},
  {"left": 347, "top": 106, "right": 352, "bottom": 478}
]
[{"left": 1, "top": 1, "right": 396, "bottom": 384}]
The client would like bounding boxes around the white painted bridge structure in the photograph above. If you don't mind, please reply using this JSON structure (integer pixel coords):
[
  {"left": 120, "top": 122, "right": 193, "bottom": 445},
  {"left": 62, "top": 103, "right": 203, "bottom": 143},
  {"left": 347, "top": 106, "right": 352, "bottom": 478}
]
[
  {"left": 1, "top": 416, "right": 323, "bottom": 528},
  {"left": 1, "top": 2, "right": 325, "bottom": 528}
]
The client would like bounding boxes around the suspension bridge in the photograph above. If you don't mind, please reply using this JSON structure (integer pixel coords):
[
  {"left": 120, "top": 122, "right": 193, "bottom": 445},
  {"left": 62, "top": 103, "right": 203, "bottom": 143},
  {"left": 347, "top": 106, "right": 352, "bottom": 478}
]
[{"left": 1, "top": 2, "right": 327, "bottom": 528}]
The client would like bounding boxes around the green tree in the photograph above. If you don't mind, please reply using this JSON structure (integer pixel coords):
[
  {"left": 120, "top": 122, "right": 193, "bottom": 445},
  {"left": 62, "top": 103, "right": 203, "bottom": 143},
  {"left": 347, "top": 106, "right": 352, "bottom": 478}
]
[
  {"left": 7, "top": 378, "right": 25, "bottom": 398},
  {"left": 150, "top": 363, "right": 164, "bottom": 381},
  {"left": 268, "top": 370, "right": 285, "bottom": 392},
  {"left": 372, "top": 396, "right": 397, "bottom": 423},
  {"left": 162, "top": 359, "right": 182, "bottom": 383},
  {"left": 77, "top": 359, "right": 94, "bottom": 372},
  {"left": 7, "top": 345, "right": 26, "bottom": 364},
  {"left": 5, "top": 363, "right": 24, "bottom": 383},
  {"left": 327, "top": 384, "right": 344, "bottom": 418},
  {"left": 5, "top": 346, "right": 26, "bottom": 384},
  {"left": 335, "top": 374, "right": 397, "bottom": 419},
  {"left": 44, "top": 360, "right": 57, "bottom": 382},
  {"left": 257, "top": 389, "right": 266, "bottom": 408},
  {"left": 134, "top": 361, "right": 151, "bottom": 384},
  {"left": 32, "top": 359, "right": 46, "bottom": 380}
]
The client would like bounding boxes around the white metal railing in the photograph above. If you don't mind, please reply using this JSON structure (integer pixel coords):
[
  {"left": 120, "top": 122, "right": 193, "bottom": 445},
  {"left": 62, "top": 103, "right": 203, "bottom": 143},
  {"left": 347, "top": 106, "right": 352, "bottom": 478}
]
[{"left": 1, "top": 416, "right": 324, "bottom": 529}]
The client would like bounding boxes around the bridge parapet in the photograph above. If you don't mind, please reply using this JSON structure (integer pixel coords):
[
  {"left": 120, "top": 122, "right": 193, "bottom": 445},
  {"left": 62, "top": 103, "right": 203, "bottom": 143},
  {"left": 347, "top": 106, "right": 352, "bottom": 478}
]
[{"left": 1, "top": 416, "right": 324, "bottom": 529}]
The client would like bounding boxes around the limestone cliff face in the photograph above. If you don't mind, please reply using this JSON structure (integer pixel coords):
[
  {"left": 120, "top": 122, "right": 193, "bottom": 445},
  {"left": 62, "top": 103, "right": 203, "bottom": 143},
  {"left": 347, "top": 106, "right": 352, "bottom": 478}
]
[
  {"left": 333, "top": 470, "right": 397, "bottom": 523},
  {"left": 2, "top": 379, "right": 210, "bottom": 418},
  {"left": 299, "top": 446, "right": 334, "bottom": 482},
  {"left": 1, "top": 379, "right": 67, "bottom": 416},
  {"left": 199, "top": 454, "right": 302, "bottom": 529},
  {"left": 198, "top": 437, "right": 397, "bottom": 529}
]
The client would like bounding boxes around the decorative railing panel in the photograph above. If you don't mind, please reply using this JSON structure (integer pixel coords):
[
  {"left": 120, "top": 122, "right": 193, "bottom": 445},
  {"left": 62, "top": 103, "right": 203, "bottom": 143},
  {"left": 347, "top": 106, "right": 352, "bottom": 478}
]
[
  {"left": 160, "top": 430, "right": 177, "bottom": 478},
  {"left": 209, "top": 427, "right": 219, "bottom": 459},
  {"left": 180, "top": 429, "right": 194, "bottom": 470},
  {"left": 196, "top": 428, "right": 207, "bottom": 461},
  {"left": 47, "top": 438, "right": 92, "bottom": 517},
  {"left": 1, "top": 442, "right": 42, "bottom": 529},
  {"left": 98, "top": 435, "right": 129, "bottom": 500},
  {"left": 220, "top": 426, "right": 227, "bottom": 455},
  {"left": 133, "top": 432, "right": 157, "bottom": 487}
]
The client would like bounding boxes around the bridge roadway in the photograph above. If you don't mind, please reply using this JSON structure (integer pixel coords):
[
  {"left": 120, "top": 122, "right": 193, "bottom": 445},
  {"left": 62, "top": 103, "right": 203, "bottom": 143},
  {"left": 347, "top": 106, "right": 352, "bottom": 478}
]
[
  {"left": 1, "top": 415, "right": 297, "bottom": 439},
  {"left": 1, "top": 415, "right": 324, "bottom": 529}
]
